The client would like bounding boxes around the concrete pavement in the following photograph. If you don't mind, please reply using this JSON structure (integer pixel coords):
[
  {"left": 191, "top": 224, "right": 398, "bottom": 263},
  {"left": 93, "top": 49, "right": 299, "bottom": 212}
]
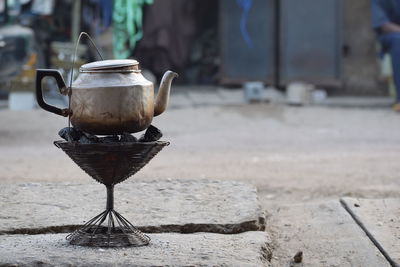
[{"left": 1, "top": 88, "right": 400, "bottom": 266}]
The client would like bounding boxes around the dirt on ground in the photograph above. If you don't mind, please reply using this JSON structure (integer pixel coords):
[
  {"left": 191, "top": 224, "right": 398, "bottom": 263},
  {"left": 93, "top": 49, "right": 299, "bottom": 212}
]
[{"left": 2, "top": 104, "right": 399, "bottom": 203}]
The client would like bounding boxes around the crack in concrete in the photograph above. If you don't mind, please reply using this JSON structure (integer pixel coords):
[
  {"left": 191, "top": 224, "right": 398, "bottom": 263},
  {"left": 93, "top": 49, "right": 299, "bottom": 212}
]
[
  {"left": 340, "top": 199, "right": 399, "bottom": 267},
  {"left": 0, "top": 217, "right": 266, "bottom": 236}
]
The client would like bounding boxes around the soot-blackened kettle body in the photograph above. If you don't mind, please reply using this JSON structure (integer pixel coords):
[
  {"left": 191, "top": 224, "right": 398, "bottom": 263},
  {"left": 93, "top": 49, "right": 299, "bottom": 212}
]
[{"left": 36, "top": 59, "right": 178, "bottom": 135}]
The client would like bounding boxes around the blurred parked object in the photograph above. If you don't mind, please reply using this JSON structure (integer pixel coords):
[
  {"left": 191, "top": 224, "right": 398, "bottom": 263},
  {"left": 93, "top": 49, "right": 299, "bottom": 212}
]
[
  {"left": 0, "top": 25, "right": 34, "bottom": 85},
  {"left": 0, "top": 0, "right": 42, "bottom": 110},
  {"left": 286, "top": 82, "right": 314, "bottom": 106},
  {"left": 243, "top": 82, "right": 286, "bottom": 104},
  {"left": 243, "top": 81, "right": 266, "bottom": 102},
  {"left": 9, "top": 91, "right": 35, "bottom": 110},
  {"left": 31, "top": 0, "right": 55, "bottom": 16},
  {"left": 312, "top": 89, "right": 328, "bottom": 103},
  {"left": 7, "top": 36, "right": 40, "bottom": 110}
]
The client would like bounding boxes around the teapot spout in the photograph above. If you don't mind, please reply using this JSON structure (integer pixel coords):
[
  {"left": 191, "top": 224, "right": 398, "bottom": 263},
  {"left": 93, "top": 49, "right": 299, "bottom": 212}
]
[{"left": 154, "top": 70, "right": 178, "bottom": 116}]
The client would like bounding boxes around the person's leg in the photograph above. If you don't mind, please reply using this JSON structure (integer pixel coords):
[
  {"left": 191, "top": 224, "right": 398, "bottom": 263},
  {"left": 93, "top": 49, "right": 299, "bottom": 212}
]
[{"left": 380, "top": 33, "right": 400, "bottom": 105}]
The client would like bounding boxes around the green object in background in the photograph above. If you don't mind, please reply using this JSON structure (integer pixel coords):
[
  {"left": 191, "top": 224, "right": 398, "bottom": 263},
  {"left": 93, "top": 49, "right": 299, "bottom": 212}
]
[{"left": 112, "top": 0, "right": 153, "bottom": 59}]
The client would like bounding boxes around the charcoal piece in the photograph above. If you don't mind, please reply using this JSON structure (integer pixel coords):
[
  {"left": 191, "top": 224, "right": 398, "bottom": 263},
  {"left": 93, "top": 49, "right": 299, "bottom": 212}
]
[
  {"left": 139, "top": 125, "right": 163, "bottom": 142},
  {"left": 99, "top": 135, "right": 120, "bottom": 143},
  {"left": 78, "top": 135, "right": 96, "bottom": 144},
  {"left": 58, "top": 127, "right": 82, "bottom": 142},
  {"left": 120, "top": 132, "right": 137, "bottom": 143},
  {"left": 82, "top": 132, "right": 100, "bottom": 143}
]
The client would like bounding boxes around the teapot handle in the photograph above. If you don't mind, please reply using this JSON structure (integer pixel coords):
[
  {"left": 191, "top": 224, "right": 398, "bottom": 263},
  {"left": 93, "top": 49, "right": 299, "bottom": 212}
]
[{"left": 36, "top": 69, "right": 71, "bottom": 117}]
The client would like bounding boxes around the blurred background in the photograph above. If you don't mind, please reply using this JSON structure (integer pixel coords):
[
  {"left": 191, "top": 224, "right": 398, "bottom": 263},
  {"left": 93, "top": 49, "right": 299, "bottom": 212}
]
[
  {"left": 0, "top": 0, "right": 393, "bottom": 107},
  {"left": 1, "top": 0, "right": 400, "bottom": 206}
]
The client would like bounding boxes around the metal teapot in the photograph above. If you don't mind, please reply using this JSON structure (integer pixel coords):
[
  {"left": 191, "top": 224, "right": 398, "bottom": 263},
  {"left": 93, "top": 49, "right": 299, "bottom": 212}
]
[{"left": 36, "top": 59, "right": 178, "bottom": 135}]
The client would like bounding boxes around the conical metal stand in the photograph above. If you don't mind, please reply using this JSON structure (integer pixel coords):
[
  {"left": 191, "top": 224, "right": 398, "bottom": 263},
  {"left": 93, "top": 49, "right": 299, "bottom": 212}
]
[
  {"left": 55, "top": 140, "right": 169, "bottom": 247},
  {"left": 66, "top": 185, "right": 150, "bottom": 247}
]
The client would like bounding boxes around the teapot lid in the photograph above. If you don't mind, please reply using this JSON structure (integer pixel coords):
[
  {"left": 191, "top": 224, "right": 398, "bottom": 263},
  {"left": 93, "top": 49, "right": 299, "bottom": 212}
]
[{"left": 80, "top": 59, "right": 139, "bottom": 72}]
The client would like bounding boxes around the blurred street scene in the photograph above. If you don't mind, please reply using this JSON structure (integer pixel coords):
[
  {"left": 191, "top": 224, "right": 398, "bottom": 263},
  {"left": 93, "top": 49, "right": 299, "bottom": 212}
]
[
  {"left": 0, "top": 0, "right": 394, "bottom": 100},
  {"left": 0, "top": 0, "right": 400, "bottom": 266}
]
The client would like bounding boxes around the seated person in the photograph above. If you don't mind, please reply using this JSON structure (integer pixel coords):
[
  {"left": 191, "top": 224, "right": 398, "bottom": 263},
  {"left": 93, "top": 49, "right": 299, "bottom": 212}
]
[{"left": 371, "top": 0, "right": 400, "bottom": 111}]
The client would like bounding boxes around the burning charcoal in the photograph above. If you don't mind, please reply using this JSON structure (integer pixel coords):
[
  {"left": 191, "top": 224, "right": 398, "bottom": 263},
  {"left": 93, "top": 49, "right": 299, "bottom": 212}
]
[
  {"left": 120, "top": 132, "right": 137, "bottom": 143},
  {"left": 58, "top": 127, "right": 82, "bottom": 142},
  {"left": 139, "top": 125, "right": 163, "bottom": 142},
  {"left": 99, "top": 135, "right": 120, "bottom": 143}
]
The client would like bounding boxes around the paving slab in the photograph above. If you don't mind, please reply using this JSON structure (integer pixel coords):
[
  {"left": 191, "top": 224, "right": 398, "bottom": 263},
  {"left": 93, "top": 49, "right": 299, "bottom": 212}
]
[
  {"left": 341, "top": 197, "right": 400, "bottom": 266},
  {"left": 0, "top": 231, "right": 271, "bottom": 267},
  {"left": 267, "top": 200, "right": 389, "bottom": 267},
  {"left": 0, "top": 179, "right": 265, "bottom": 234}
]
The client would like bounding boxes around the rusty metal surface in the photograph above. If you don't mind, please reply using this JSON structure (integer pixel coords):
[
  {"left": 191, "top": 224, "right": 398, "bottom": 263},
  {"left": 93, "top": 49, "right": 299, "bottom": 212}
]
[
  {"left": 69, "top": 84, "right": 155, "bottom": 135},
  {"left": 54, "top": 141, "right": 169, "bottom": 185},
  {"left": 68, "top": 70, "right": 177, "bottom": 134}
]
